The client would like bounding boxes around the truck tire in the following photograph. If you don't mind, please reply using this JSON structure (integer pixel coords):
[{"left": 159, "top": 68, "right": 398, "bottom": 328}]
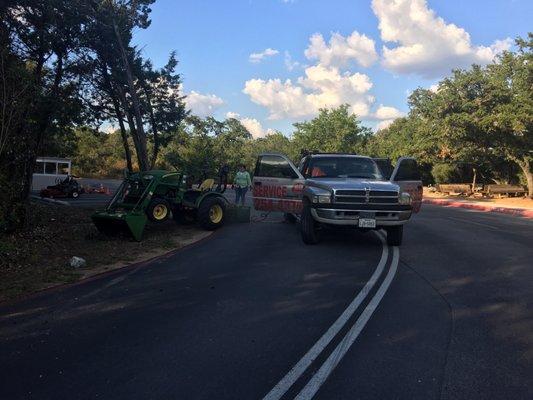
[
  {"left": 386, "top": 225, "right": 403, "bottom": 246},
  {"left": 198, "top": 196, "right": 226, "bottom": 230},
  {"left": 147, "top": 198, "right": 171, "bottom": 223},
  {"left": 301, "top": 204, "right": 320, "bottom": 244}
]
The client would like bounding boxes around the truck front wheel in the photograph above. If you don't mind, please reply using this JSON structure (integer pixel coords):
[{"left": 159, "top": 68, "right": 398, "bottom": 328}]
[
  {"left": 385, "top": 225, "right": 403, "bottom": 246},
  {"left": 301, "top": 204, "right": 320, "bottom": 244}
]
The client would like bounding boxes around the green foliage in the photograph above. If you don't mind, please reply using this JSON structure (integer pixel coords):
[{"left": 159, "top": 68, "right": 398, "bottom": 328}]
[
  {"left": 71, "top": 128, "right": 134, "bottom": 178},
  {"left": 367, "top": 35, "right": 532, "bottom": 196},
  {"left": 432, "top": 164, "right": 461, "bottom": 184},
  {"left": 293, "top": 105, "right": 372, "bottom": 154}
]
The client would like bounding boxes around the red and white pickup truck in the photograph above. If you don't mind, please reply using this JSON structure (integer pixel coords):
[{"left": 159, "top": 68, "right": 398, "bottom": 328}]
[{"left": 252, "top": 152, "right": 422, "bottom": 246}]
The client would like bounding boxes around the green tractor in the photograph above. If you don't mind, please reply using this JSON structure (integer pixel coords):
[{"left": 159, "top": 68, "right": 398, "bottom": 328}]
[{"left": 92, "top": 170, "right": 227, "bottom": 241}]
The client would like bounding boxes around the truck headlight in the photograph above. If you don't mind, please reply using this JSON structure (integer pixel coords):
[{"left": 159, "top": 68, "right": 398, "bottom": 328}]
[
  {"left": 312, "top": 194, "right": 331, "bottom": 204},
  {"left": 399, "top": 192, "right": 411, "bottom": 205}
]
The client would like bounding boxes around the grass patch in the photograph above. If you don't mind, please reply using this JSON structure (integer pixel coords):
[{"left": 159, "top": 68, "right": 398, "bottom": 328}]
[{"left": 0, "top": 202, "right": 204, "bottom": 302}]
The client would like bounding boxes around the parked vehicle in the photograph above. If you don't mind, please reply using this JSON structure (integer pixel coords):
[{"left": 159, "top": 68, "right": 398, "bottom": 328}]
[
  {"left": 32, "top": 157, "right": 72, "bottom": 191},
  {"left": 92, "top": 170, "right": 227, "bottom": 241},
  {"left": 39, "top": 175, "right": 81, "bottom": 199},
  {"left": 252, "top": 153, "right": 422, "bottom": 246}
]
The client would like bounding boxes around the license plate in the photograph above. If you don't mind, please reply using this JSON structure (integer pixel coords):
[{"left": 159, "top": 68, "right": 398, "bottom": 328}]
[{"left": 358, "top": 218, "right": 376, "bottom": 228}]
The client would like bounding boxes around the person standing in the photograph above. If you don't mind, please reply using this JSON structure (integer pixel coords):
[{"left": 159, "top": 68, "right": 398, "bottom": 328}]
[{"left": 234, "top": 164, "right": 252, "bottom": 206}]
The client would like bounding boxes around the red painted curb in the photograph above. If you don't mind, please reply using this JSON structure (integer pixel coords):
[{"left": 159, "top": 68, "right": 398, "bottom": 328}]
[
  {"left": 423, "top": 198, "right": 533, "bottom": 219},
  {"left": 0, "top": 231, "right": 217, "bottom": 308}
]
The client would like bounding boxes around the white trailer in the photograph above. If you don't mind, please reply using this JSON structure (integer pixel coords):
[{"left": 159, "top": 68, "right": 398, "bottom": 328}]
[{"left": 32, "top": 157, "right": 72, "bottom": 191}]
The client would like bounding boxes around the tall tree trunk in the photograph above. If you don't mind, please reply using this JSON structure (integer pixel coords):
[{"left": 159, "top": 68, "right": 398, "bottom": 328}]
[
  {"left": 20, "top": 51, "right": 64, "bottom": 202},
  {"left": 114, "top": 82, "right": 142, "bottom": 165},
  {"left": 142, "top": 87, "right": 159, "bottom": 169},
  {"left": 518, "top": 158, "right": 533, "bottom": 198},
  {"left": 101, "top": 64, "right": 133, "bottom": 172},
  {"left": 112, "top": 19, "right": 148, "bottom": 171}
]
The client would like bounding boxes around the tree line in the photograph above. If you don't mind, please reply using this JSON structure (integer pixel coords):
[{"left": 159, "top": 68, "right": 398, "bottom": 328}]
[{"left": 1, "top": 0, "right": 531, "bottom": 232}]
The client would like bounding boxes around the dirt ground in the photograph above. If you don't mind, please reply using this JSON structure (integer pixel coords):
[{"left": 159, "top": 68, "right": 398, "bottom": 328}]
[
  {"left": 423, "top": 187, "right": 533, "bottom": 209},
  {"left": 0, "top": 202, "right": 210, "bottom": 303}
]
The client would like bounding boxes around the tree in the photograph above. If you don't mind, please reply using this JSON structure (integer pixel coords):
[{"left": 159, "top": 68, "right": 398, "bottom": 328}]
[
  {"left": 292, "top": 105, "right": 372, "bottom": 155},
  {"left": 1, "top": 0, "right": 88, "bottom": 229},
  {"left": 137, "top": 53, "right": 187, "bottom": 168}
]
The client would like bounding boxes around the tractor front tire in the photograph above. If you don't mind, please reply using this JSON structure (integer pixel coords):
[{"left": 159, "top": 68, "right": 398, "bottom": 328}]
[
  {"left": 147, "top": 198, "right": 171, "bottom": 223},
  {"left": 198, "top": 197, "right": 226, "bottom": 230}
]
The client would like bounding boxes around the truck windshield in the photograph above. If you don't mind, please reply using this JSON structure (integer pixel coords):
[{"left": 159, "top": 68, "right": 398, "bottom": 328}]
[{"left": 305, "top": 157, "right": 384, "bottom": 180}]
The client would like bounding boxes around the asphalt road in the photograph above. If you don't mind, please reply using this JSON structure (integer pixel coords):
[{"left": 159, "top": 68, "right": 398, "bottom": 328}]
[{"left": 1, "top": 204, "right": 532, "bottom": 400}]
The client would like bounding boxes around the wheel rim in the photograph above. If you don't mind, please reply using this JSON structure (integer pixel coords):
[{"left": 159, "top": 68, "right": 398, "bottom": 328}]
[
  {"left": 209, "top": 204, "right": 223, "bottom": 223},
  {"left": 72, "top": 192, "right": 78, "bottom": 198},
  {"left": 153, "top": 204, "right": 168, "bottom": 220}
]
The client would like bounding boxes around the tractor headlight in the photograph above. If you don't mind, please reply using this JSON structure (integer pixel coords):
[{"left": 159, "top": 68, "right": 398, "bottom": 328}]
[
  {"left": 399, "top": 192, "right": 411, "bottom": 205},
  {"left": 312, "top": 194, "right": 331, "bottom": 204}
]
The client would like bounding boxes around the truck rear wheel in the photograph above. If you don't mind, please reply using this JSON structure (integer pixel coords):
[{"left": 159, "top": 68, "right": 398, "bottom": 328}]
[
  {"left": 301, "top": 204, "right": 320, "bottom": 244},
  {"left": 147, "top": 198, "right": 171, "bottom": 223},
  {"left": 198, "top": 197, "right": 226, "bottom": 230},
  {"left": 385, "top": 225, "right": 403, "bottom": 246}
]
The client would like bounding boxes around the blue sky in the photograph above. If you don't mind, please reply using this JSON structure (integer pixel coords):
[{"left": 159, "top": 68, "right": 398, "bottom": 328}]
[{"left": 134, "top": 0, "right": 532, "bottom": 137}]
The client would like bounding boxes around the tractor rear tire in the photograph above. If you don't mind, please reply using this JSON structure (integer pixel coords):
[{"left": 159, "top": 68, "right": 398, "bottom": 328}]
[
  {"left": 198, "top": 197, "right": 226, "bottom": 230},
  {"left": 300, "top": 204, "right": 320, "bottom": 244},
  {"left": 147, "top": 198, "right": 171, "bottom": 223},
  {"left": 385, "top": 225, "right": 403, "bottom": 246}
]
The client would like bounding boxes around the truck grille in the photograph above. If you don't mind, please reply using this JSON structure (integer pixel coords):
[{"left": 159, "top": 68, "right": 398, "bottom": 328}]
[{"left": 333, "top": 189, "right": 399, "bottom": 205}]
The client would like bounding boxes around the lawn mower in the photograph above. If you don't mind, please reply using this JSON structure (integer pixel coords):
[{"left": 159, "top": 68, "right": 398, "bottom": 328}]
[
  {"left": 40, "top": 175, "right": 82, "bottom": 199},
  {"left": 91, "top": 170, "right": 227, "bottom": 241}
]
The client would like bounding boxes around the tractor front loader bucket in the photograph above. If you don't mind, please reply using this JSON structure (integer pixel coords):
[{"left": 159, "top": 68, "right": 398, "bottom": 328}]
[{"left": 92, "top": 211, "right": 148, "bottom": 242}]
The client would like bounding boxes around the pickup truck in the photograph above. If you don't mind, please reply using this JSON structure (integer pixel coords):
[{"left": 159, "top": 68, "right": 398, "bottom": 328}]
[{"left": 252, "top": 153, "right": 422, "bottom": 246}]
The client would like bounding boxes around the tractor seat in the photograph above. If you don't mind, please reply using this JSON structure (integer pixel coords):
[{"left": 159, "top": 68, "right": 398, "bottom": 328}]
[
  {"left": 197, "top": 179, "right": 214, "bottom": 191},
  {"left": 183, "top": 179, "right": 215, "bottom": 204}
]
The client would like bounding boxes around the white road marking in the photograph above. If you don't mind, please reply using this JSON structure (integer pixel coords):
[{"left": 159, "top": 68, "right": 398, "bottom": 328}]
[
  {"left": 295, "top": 246, "right": 400, "bottom": 400},
  {"left": 262, "top": 232, "right": 389, "bottom": 400}
]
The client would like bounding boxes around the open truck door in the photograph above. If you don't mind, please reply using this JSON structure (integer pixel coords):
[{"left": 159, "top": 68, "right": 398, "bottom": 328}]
[
  {"left": 390, "top": 157, "right": 423, "bottom": 213},
  {"left": 252, "top": 154, "right": 304, "bottom": 214}
]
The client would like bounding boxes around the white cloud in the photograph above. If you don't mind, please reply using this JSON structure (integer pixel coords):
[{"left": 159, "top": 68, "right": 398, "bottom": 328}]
[
  {"left": 284, "top": 51, "right": 300, "bottom": 71},
  {"left": 185, "top": 91, "right": 224, "bottom": 117},
  {"left": 428, "top": 83, "right": 439, "bottom": 93},
  {"left": 372, "top": 0, "right": 512, "bottom": 78},
  {"left": 249, "top": 48, "right": 280, "bottom": 64},
  {"left": 304, "top": 31, "right": 378, "bottom": 68},
  {"left": 376, "top": 119, "right": 395, "bottom": 131},
  {"left": 369, "top": 105, "right": 404, "bottom": 131},
  {"left": 243, "top": 65, "right": 375, "bottom": 120},
  {"left": 225, "top": 112, "right": 273, "bottom": 138},
  {"left": 373, "top": 104, "right": 404, "bottom": 120}
]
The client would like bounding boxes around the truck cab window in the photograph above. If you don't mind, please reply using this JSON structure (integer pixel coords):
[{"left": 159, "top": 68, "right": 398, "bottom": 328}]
[{"left": 255, "top": 155, "right": 298, "bottom": 179}]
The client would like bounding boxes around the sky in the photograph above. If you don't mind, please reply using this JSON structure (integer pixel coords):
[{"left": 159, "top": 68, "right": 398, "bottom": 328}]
[{"left": 134, "top": 0, "right": 532, "bottom": 138}]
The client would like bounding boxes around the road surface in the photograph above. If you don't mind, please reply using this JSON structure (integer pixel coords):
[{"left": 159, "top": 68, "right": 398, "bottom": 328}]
[{"left": 1, "top": 205, "right": 532, "bottom": 399}]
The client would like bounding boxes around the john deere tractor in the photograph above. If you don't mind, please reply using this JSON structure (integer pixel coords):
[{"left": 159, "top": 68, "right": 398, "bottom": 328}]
[{"left": 92, "top": 170, "right": 227, "bottom": 241}]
